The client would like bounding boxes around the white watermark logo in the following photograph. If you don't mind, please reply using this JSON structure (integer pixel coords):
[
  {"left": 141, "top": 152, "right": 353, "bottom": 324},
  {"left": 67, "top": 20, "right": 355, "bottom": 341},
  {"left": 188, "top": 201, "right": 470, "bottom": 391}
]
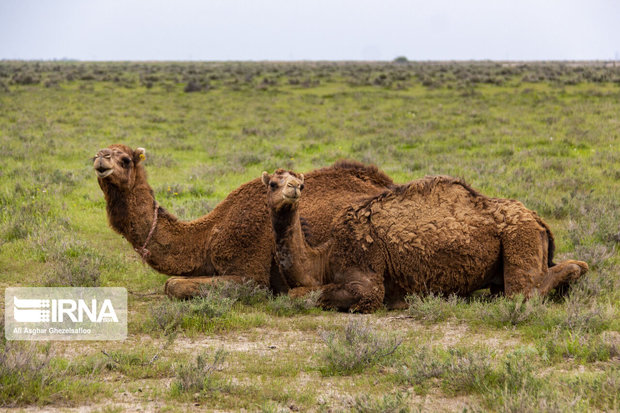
[{"left": 5, "top": 288, "right": 127, "bottom": 341}]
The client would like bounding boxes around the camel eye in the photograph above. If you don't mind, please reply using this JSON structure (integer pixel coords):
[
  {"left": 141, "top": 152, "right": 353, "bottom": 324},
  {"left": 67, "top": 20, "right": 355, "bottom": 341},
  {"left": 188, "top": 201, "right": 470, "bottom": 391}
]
[
  {"left": 269, "top": 181, "right": 278, "bottom": 190},
  {"left": 121, "top": 157, "right": 131, "bottom": 168},
  {"left": 300, "top": 184, "right": 304, "bottom": 191}
]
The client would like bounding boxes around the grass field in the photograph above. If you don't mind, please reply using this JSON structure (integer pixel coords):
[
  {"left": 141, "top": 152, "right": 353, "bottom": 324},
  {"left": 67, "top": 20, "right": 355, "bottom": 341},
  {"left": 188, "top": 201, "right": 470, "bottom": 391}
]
[{"left": 0, "top": 61, "right": 619, "bottom": 412}]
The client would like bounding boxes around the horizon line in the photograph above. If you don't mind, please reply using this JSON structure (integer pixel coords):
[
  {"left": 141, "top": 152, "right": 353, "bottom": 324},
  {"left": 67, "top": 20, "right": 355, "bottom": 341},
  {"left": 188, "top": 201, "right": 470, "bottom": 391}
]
[{"left": 2, "top": 58, "right": 619, "bottom": 64}]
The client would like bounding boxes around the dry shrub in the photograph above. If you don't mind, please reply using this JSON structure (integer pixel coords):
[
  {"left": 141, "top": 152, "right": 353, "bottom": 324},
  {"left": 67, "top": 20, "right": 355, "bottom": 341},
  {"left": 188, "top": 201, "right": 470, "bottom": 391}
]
[
  {"left": 353, "top": 390, "right": 412, "bottom": 413},
  {"left": 199, "top": 279, "right": 271, "bottom": 306},
  {"left": 481, "top": 294, "right": 547, "bottom": 326},
  {"left": 405, "top": 293, "right": 459, "bottom": 323},
  {"left": 320, "top": 319, "right": 403, "bottom": 374},
  {"left": 396, "top": 345, "right": 446, "bottom": 386},
  {"left": 173, "top": 348, "right": 227, "bottom": 394},
  {"left": 266, "top": 290, "right": 320, "bottom": 316}
]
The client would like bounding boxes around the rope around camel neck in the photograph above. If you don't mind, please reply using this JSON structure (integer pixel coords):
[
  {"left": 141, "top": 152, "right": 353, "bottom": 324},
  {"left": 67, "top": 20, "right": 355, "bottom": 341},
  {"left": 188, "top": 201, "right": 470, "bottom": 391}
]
[{"left": 135, "top": 202, "right": 159, "bottom": 263}]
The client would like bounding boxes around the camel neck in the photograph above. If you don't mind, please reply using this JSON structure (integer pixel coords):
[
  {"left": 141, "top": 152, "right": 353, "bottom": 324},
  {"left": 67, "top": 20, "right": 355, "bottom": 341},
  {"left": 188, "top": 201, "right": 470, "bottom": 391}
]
[
  {"left": 101, "top": 178, "right": 215, "bottom": 276},
  {"left": 270, "top": 203, "right": 325, "bottom": 288},
  {"left": 104, "top": 181, "right": 157, "bottom": 242}
]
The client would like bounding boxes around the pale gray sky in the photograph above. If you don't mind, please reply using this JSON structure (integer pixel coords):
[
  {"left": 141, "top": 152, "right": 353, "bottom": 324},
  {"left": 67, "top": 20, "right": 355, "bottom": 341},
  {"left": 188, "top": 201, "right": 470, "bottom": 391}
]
[{"left": 1, "top": 0, "right": 618, "bottom": 61}]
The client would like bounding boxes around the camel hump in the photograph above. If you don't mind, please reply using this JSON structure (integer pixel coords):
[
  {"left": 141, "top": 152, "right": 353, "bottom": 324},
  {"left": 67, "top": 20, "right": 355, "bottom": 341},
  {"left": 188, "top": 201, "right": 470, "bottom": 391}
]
[
  {"left": 331, "top": 160, "right": 394, "bottom": 187},
  {"left": 421, "top": 175, "right": 484, "bottom": 198},
  {"left": 389, "top": 175, "right": 484, "bottom": 200}
]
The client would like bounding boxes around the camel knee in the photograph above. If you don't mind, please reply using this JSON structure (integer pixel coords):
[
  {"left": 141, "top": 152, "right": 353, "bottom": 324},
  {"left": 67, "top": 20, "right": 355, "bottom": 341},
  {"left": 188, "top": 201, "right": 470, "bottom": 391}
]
[
  {"left": 350, "top": 281, "right": 384, "bottom": 313},
  {"left": 319, "top": 279, "right": 384, "bottom": 313}
]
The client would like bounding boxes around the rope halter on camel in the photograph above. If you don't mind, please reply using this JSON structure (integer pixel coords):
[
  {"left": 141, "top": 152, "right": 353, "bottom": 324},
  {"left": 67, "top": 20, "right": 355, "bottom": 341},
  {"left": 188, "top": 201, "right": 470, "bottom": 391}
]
[{"left": 135, "top": 202, "right": 159, "bottom": 263}]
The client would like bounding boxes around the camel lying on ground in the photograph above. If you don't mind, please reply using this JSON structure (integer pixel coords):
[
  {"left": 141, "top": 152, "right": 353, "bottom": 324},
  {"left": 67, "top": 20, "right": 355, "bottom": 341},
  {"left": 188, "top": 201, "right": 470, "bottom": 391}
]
[
  {"left": 262, "top": 169, "right": 589, "bottom": 313},
  {"left": 93, "top": 144, "right": 394, "bottom": 298}
]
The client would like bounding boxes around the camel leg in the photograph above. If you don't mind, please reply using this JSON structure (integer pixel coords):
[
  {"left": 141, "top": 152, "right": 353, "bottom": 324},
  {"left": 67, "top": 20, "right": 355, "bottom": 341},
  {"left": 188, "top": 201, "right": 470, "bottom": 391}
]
[
  {"left": 532, "top": 260, "right": 588, "bottom": 296},
  {"left": 318, "top": 269, "right": 385, "bottom": 313},
  {"left": 502, "top": 225, "right": 588, "bottom": 297},
  {"left": 164, "top": 276, "right": 250, "bottom": 299}
]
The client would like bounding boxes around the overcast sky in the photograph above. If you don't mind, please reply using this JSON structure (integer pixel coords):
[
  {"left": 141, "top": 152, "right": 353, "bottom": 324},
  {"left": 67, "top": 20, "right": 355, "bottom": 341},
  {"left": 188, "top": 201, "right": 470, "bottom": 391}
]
[{"left": 1, "top": 0, "right": 618, "bottom": 61}]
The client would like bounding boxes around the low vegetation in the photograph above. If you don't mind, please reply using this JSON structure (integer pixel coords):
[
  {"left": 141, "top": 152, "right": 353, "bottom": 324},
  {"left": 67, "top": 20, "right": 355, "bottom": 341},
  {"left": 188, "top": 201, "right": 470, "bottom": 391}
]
[
  {"left": 320, "top": 319, "right": 403, "bottom": 375},
  {"left": 0, "top": 61, "right": 618, "bottom": 411}
]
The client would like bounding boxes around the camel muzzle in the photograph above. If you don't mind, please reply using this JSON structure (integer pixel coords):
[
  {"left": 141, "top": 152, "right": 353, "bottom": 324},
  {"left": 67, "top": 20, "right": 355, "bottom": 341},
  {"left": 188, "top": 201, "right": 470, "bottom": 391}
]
[
  {"left": 94, "top": 157, "right": 114, "bottom": 178},
  {"left": 282, "top": 188, "right": 301, "bottom": 202}
]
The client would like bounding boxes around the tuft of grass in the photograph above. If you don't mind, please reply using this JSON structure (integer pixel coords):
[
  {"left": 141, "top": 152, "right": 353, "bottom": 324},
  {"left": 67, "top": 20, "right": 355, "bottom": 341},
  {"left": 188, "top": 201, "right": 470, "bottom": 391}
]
[
  {"left": 199, "top": 279, "right": 271, "bottom": 306},
  {"left": 0, "top": 341, "right": 54, "bottom": 406},
  {"left": 191, "top": 288, "right": 237, "bottom": 318},
  {"left": 561, "top": 366, "right": 620, "bottom": 411},
  {"left": 559, "top": 294, "right": 615, "bottom": 333},
  {"left": 319, "top": 319, "right": 403, "bottom": 375},
  {"left": 395, "top": 345, "right": 447, "bottom": 387},
  {"left": 171, "top": 348, "right": 228, "bottom": 396},
  {"left": 539, "top": 327, "right": 618, "bottom": 363},
  {"left": 405, "top": 293, "right": 459, "bottom": 323},
  {"left": 442, "top": 347, "right": 496, "bottom": 395},
  {"left": 149, "top": 299, "right": 187, "bottom": 335},
  {"left": 352, "top": 390, "right": 413, "bottom": 413},
  {"left": 488, "top": 347, "right": 588, "bottom": 412},
  {"left": 99, "top": 347, "right": 171, "bottom": 379},
  {"left": 481, "top": 294, "right": 547, "bottom": 327},
  {"left": 42, "top": 240, "right": 103, "bottom": 287},
  {"left": 265, "top": 290, "right": 321, "bottom": 316},
  {"left": 148, "top": 292, "right": 236, "bottom": 334}
]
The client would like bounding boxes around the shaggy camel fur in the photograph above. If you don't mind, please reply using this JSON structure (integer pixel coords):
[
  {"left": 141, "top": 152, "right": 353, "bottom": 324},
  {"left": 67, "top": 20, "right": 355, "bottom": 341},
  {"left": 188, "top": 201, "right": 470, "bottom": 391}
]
[
  {"left": 93, "top": 144, "right": 394, "bottom": 298},
  {"left": 262, "top": 169, "right": 589, "bottom": 313}
]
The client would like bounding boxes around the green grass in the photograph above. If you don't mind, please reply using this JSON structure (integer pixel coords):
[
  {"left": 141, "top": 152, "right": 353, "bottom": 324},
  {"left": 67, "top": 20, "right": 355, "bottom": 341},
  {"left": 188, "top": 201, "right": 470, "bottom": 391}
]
[{"left": 0, "top": 61, "right": 618, "bottom": 411}]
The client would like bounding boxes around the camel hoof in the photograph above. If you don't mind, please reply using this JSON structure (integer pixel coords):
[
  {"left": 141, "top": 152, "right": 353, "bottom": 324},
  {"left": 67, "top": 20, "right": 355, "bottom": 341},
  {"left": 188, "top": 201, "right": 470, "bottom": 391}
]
[
  {"left": 576, "top": 260, "right": 589, "bottom": 275},
  {"left": 568, "top": 260, "right": 589, "bottom": 280}
]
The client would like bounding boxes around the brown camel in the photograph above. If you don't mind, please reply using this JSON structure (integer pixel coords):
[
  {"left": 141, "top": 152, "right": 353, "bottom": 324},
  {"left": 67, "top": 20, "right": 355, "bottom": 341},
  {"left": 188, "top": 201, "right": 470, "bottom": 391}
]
[
  {"left": 262, "top": 169, "right": 589, "bottom": 313},
  {"left": 93, "top": 144, "right": 394, "bottom": 298}
]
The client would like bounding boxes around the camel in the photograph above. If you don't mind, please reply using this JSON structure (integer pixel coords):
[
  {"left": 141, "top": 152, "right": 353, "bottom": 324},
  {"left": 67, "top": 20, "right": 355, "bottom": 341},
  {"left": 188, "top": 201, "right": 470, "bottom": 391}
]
[
  {"left": 262, "top": 169, "right": 589, "bottom": 313},
  {"left": 93, "top": 144, "right": 394, "bottom": 298}
]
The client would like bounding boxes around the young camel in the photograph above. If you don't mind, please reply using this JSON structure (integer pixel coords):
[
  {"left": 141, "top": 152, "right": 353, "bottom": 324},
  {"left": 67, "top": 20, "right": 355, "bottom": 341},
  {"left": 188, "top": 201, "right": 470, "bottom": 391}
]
[
  {"left": 262, "top": 169, "right": 589, "bottom": 313},
  {"left": 93, "top": 144, "right": 394, "bottom": 298}
]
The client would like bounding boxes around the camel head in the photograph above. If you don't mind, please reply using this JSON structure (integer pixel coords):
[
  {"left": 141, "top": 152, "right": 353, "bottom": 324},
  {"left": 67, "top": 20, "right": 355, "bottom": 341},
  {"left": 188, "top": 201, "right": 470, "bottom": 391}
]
[
  {"left": 93, "top": 144, "right": 146, "bottom": 190},
  {"left": 262, "top": 169, "right": 305, "bottom": 211}
]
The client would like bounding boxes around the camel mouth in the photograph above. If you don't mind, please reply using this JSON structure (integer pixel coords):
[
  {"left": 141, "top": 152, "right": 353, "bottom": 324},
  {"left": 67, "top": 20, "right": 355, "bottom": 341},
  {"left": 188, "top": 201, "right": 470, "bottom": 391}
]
[
  {"left": 95, "top": 168, "right": 114, "bottom": 178},
  {"left": 282, "top": 194, "right": 300, "bottom": 202}
]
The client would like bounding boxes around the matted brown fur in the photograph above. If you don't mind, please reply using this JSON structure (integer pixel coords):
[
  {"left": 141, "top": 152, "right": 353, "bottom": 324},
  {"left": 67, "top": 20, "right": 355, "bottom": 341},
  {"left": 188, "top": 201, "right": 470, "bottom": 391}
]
[
  {"left": 264, "top": 171, "right": 589, "bottom": 313},
  {"left": 93, "top": 145, "right": 394, "bottom": 298}
]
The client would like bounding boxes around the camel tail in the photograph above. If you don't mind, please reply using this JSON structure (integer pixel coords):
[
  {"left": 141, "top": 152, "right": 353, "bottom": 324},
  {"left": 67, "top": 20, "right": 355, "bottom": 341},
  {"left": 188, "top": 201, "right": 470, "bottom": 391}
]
[
  {"left": 547, "top": 227, "right": 556, "bottom": 267},
  {"left": 535, "top": 214, "right": 556, "bottom": 267}
]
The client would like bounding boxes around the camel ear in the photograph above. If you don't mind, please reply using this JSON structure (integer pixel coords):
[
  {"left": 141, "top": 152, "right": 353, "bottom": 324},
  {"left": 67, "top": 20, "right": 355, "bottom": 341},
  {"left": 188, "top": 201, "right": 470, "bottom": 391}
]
[
  {"left": 261, "top": 171, "right": 271, "bottom": 186},
  {"left": 299, "top": 174, "right": 304, "bottom": 184},
  {"left": 134, "top": 147, "right": 146, "bottom": 163}
]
